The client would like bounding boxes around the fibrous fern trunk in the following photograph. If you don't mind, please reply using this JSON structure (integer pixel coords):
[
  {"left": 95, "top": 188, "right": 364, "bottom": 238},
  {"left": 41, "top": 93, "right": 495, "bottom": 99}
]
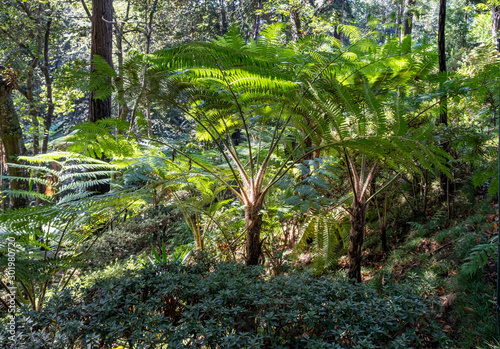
[
  {"left": 348, "top": 200, "right": 366, "bottom": 283},
  {"left": 245, "top": 202, "right": 263, "bottom": 266}
]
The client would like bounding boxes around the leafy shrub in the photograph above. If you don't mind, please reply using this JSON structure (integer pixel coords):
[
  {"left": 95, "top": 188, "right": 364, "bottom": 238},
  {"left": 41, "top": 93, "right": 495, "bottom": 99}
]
[{"left": 3, "top": 253, "right": 447, "bottom": 348}]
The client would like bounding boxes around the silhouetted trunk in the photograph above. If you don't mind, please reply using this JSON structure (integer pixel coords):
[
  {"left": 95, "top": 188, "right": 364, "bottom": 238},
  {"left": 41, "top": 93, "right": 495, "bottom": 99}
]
[
  {"left": 220, "top": 0, "right": 228, "bottom": 35},
  {"left": 438, "top": 0, "right": 451, "bottom": 205},
  {"left": 245, "top": 201, "right": 263, "bottom": 266},
  {"left": 0, "top": 74, "right": 28, "bottom": 209},
  {"left": 41, "top": 18, "right": 53, "bottom": 155},
  {"left": 89, "top": 0, "right": 113, "bottom": 194},
  {"left": 252, "top": 0, "right": 263, "bottom": 41},
  {"left": 348, "top": 200, "right": 366, "bottom": 283}
]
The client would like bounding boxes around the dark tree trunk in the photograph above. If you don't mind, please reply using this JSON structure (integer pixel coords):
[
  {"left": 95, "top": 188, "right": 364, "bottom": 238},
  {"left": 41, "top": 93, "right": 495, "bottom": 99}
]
[
  {"left": 0, "top": 74, "right": 28, "bottom": 209},
  {"left": 252, "top": 0, "right": 263, "bottom": 41},
  {"left": 438, "top": 0, "right": 451, "bottom": 205},
  {"left": 245, "top": 201, "right": 263, "bottom": 266},
  {"left": 89, "top": 0, "right": 113, "bottom": 194},
  {"left": 220, "top": 0, "right": 228, "bottom": 35},
  {"left": 348, "top": 200, "right": 366, "bottom": 283},
  {"left": 41, "top": 19, "right": 53, "bottom": 155},
  {"left": 90, "top": 0, "right": 113, "bottom": 124},
  {"left": 380, "top": 225, "right": 387, "bottom": 252},
  {"left": 402, "top": 0, "right": 415, "bottom": 36}
]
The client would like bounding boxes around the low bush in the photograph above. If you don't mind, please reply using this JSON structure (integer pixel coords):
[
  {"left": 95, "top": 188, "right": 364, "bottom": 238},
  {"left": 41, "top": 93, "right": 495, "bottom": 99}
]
[{"left": 3, "top": 253, "right": 447, "bottom": 348}]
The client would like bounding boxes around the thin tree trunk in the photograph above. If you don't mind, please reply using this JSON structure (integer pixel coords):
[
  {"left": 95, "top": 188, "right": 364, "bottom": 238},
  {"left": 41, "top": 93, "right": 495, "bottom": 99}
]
[
  {"left": 245, "top": 201, "right": 263, "bottom": 266},
  {"left": 438, "top": 0, "right": 451, "bottom": 206},
  {"left": 41, "top": 18, "right": 53, "bottom": 155}
]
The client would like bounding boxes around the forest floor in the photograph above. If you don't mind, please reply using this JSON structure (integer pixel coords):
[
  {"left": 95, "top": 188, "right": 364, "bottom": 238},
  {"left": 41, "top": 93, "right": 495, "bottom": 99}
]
[{"left": 359, "top": 196, "right": 499, "bottom": 348}]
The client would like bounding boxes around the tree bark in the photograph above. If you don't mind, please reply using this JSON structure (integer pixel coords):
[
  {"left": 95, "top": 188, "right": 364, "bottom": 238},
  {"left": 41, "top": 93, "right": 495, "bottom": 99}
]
[
  {"left": 438, "top": 0, "right": 451, "bottom": 205},
  {"left": 89, "top": 0, "right": 114, "bottom": 124},
  {"left": 290, "top": 9, "right": 301, "bottom": 42},
  {"left": 89, "top": 0, "right": 113, "bottom": 194},
  {"left": 245, "top": 201, "right": 263, "bottom": 266},
  {"left": 348, "top": 200, "right": 366, "bottom": 283},
  {"left": 0, "top": 74, "right": 28, "bottom": 209}
]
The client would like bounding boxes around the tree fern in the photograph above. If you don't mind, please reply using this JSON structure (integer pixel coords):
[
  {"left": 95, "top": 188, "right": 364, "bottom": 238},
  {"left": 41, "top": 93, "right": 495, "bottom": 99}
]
[{"left": 461, "top": 235, "right": 498, "bottom": 277}]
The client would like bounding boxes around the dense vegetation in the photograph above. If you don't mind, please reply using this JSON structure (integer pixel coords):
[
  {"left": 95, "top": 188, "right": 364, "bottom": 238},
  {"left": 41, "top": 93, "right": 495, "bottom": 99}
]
[{"left": 0, "top": 0, "right": 499, "bottom": 347}]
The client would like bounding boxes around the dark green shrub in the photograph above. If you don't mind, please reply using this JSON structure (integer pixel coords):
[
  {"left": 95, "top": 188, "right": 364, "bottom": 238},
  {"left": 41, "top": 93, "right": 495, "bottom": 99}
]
[{"left": 3, "top": 253, "right": 447, "bottom": 348}]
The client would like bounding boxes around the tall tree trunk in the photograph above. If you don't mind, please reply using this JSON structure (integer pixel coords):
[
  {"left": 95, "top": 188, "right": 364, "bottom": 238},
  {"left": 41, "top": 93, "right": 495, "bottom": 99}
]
[
  {"left": 0, "top": 74, "right": 28, "bottom": 209},
  {"left": 438, "top": 0, "right": 451, "bottom": 206},
  {"left": 89, "top": 0, "right": 113, "bottom": 124},
  {"left": 290, "top": 9, "right": 301, "bottom": 41},
  {"left": 245, "top": 200, "right": 263, "bottom": 266},
  {"left": 348, "top": 200, "right": 366, "bottom": 283},
  {"left": 89, "top": 0, "right": 113, "bottom": 194},
  {"left": 41, "top": 18, "right": 53, "bottom": 155},
  {"left": 252, "top": 0, "right": 263, "bottom": 41}
]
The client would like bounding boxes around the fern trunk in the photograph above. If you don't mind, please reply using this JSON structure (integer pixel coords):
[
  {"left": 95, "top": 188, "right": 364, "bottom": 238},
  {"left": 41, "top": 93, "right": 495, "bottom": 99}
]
[
  {"left": 348, "top": 201, "right": 366, "bottom": 283},
  {"left": 245, "top": 202, "right": 263, "bottom": 266}
]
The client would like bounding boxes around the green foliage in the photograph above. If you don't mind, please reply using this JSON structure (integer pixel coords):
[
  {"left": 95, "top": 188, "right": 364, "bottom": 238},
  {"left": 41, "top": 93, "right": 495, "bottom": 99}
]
[
  {"left": 4, "top": 254, "right": 448, "bottom": 348},
  {"left": 3, "top": 152, "right": 117, "bottom": 204},
  {"left": 461, "top": 235, "right": 498, "bottom": 277},
  {"left": 292, "top": 210, "right": 349, "bottom": 272}
]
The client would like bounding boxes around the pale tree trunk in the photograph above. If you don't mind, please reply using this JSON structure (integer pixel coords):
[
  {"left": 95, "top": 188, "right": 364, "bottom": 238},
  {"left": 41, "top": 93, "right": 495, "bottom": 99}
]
[
  {"left": 290, "top": 9, "right": 301, "bottom": 41},
  {"left": 493, "top": 5, "right": 500, "bottom": 49},
  {"left": 0, "top": 74, "right": 28, "bottom": 209}
]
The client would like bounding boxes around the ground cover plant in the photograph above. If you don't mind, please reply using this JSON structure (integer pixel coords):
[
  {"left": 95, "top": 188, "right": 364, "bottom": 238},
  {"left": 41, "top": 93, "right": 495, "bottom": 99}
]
[{"left": 4, "top": 253, "right": 447, "bottom": 349}]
